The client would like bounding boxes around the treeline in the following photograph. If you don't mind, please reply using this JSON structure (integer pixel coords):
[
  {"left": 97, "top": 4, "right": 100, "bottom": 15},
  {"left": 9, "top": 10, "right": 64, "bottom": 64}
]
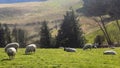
[
  {"left": 0, "top": 24, "right": 27, "bottom": 48},
  {"left": 78, "top": 0, "right": 120, "bottom": 46},
  {"left": 0, "top": 10, "right": 86, "bottom": 48}
]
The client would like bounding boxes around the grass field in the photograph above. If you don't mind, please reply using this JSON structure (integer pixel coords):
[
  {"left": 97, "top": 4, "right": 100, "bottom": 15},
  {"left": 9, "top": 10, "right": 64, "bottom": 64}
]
[{"left": 0, "top": 48, "right": 120, "bottom": 68}]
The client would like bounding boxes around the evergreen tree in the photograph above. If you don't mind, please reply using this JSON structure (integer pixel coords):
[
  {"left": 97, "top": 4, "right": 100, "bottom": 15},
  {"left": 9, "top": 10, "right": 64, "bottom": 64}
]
[
  {"left": 12, "top": 26, "right": 26, "bottom": 48},
  {"left": 40, "top": 21, "right": 51, "bottom": 48},
  {"left": 12, "top": 25, "right": 18, "bottom": 42},
  {"left": 17, "top": 29, "right": 26, "bottom": 48},
  {"left": 56, "top": 10, "right": 86, "bottom": 48},
  {"left": 4, "top": 24, "right": 12, "bottom": 44},
  {"left": 0, "top": 23, "right": 5, "bottom": 47}
]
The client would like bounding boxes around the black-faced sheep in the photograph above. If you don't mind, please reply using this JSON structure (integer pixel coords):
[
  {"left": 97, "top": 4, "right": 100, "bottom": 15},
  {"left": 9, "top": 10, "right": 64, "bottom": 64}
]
[
  {"left": 6, "top": 47, "right": 16, "bottom": 60},
  {"left": 25, "top": 44, "right": 37, "bottom": 55},
  {"left": 103, "top": 50, "right": 117, "bottom": 55},
  {"left": 83, "top": 44, "right": 92, "bottom": 50},
  {"left": 5, "top": 42, "right": 19, "bottom": 52},
  {"left": 64, "top": 47, "right": 76, "bottom": 52}
]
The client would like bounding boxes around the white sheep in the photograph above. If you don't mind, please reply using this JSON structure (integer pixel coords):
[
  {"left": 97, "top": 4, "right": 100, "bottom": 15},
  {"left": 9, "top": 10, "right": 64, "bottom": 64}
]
[
  {"left": 64, "top": 47, "right": 76, "bottom": 52},
  {"left": 83, "top": 44, "right": 92, "bottom": 50},
  {"left": 6, "top": 47, "right": 16, "bottom": 60},
  {"left": 5, "top": 42, "right": 19, "bottom": 52},
  {"left": 103, "top": 50, "right": 117, "bottom": 55},
  {"left": 25, "top": 44, "right": 37, "bottom": 55}
]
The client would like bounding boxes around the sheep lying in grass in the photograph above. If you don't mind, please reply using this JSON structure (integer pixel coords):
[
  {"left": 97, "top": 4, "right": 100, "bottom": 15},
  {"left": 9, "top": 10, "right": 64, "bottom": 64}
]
[
  {"left": 6, "top": 47, "right": 16, "bottom": 60},
  {"left": 103, "top": 50, "right": 117, "bottom": 55},
  {"left": 64, "top": 47, "right": 76, "bottom": 52},
  {"left": 83, "top": 44, "right": 92, "bottom": 50},
  {"left": 25, "top": 44, "right": 37, "bottom": 55},
  {"left": 5, "top": 42, "right": 19, "bottom": 52}
]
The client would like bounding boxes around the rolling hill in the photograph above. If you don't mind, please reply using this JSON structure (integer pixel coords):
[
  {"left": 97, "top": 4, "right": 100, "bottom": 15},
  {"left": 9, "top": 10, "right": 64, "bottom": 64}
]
[
  {"left": 0, "top": 0, "right": 80, "bottom": 24},
  {"left": 0, "top": 0, "right": 108, "bottom": 44},
  {"left": 0, "top": 0, "right": 46, "bottom": 3}
]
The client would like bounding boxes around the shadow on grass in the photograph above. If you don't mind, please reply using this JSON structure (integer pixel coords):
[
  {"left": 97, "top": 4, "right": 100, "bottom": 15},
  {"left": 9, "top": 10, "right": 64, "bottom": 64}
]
[
  {"left": 1, "top": 58, "right": 11, "bottom": 61},
  {"left": 22, "top": 54, "right": 33, "bottom": 55}
]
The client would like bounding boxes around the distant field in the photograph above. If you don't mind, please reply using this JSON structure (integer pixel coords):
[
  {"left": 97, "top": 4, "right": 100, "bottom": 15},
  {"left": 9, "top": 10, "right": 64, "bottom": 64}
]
[
  {"left": 0, "top": 0, "right": 80, "bottom": 24},
  {"left": 0, "top": 48, "right": 120, "bottom": 68},
  {"left": 0, "top": 0, "right": 100, "bottom": 35}
]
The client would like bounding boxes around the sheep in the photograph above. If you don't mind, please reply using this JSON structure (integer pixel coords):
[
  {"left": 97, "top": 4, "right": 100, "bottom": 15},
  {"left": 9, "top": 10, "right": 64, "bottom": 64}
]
[
  {"left": 25, "top": 44, "right": 37, "bottom": 55},
  {"left": 6, "top": 47, "right": 16, "bottom": 60},
  {"left": 83, "top": 44, "right": 92, "bottom": 50},
  {"left": 64, "top": 47, "right": 76, "bottom": 52},
  {"left": 5, "top": 42, "right": 19, "bottom": 52},
  {"left": 110, "top": 46, "right": 115, "bottom": 49},
  {"left": 103, "top": 50, "right": 117, "bottom": 55},
  {"left": 92, "top": 43, "right": 98, "bottom": 48}
]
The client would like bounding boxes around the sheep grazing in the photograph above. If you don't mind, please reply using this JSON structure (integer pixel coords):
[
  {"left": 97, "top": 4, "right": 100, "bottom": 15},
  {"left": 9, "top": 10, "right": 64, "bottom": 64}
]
[
  {"left": 83, "top": 44, "right": 92, "bottom": 50},
  {"left": 64, "top": 47, "right": 76, "bottom": 52},
  {"left": 93, "top": 43, "right": 98, "bottom": 48},
  {"left": 110, "top": 46, "right": 115, "bottom": 49},
  {"left": 5, "top": 42, "right": 19, "bottom": 52},
  {"left": 25, "top": 44, "right": 37, "bottom": 55},
  {"left": 103, "top": 50, "right": 117, "bottom": 55},
  {"left": 6, "top": 47, "right": 16, "bottom": 60}
]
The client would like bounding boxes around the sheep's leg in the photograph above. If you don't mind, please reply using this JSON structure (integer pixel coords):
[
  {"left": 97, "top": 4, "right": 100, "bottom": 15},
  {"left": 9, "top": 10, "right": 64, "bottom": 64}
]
[
  {"left": 9, "top": 56, "right": 10, "bottom": 59},
  {"left": 10, "top": 56, "right": 13, "bottom": 60},
  {"left": 9, "top": 56, "right": 12, "bottom": 60},
  {"left": 90, "top": 46, "right": 92, "bottom": 50},
  {"left": 12, "top": 56, "right": 14, "bottom": 59}
]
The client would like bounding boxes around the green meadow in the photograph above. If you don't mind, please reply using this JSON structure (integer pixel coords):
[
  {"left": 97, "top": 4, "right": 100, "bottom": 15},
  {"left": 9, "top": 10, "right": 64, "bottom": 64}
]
[{"left": 0, "top": 48, "right": 120, "bottom": 68}]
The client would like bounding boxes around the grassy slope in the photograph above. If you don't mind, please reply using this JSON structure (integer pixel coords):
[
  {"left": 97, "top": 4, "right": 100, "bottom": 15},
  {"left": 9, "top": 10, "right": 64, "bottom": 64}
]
[
  {"left": 86, "top": 21, "right": 120, "bottom": 43},
  {"left": 0, "top": 0, "right": 98, "bottom": 34},
  {"left": 0, "top": 0, "right": 80, "bottom": 24},
  {"left": 0, "top": 48, "right": 120, "bottom": 68}
]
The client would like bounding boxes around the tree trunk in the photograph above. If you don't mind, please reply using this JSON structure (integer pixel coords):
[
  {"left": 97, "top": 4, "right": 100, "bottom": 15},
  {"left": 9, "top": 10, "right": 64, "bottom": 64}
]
[
  {"left": 93, "top": 17, "right": 111, "bottom": 46},
  {"left": 99, "top": 16, "right": 113, "bottom": 46}
]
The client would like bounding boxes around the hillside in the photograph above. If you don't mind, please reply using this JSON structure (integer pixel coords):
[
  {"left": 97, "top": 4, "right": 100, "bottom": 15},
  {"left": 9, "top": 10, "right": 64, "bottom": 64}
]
[
  {"left": 0, "top": 0, "right": 80, "bottom": 24},
  {"left": 86, "top": 20, "right": 120, "bottom": 44},
  {"left": 0, "top": 0, "right": 46, "bottom": 3},
  {"left": 0, "top": 0, "right": 99, "bottom": 34},
  {"left": 0, "top": 0, "right": 108, "bottom": 43}
]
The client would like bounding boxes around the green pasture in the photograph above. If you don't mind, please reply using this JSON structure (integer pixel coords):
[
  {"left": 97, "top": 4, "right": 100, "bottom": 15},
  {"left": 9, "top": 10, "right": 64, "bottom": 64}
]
[{"left": 0, "top": 48, "right": 120, "bottom": 68}]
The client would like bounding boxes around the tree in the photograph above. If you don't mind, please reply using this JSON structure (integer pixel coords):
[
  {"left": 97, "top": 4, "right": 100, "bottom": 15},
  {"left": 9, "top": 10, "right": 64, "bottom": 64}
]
[
  {"left": 56, "top": 10, "right": 86, "bottom": 48},
  {"left": 12, "top": 26, "right": 27, "bottom": 48},
  {"left": 81, "top": 0, "right": 110, "bottom": 17},
  {"left": 12, "top": 25, "right": 18, "bottom": 42},
  {"left": 81, "top": 0, "right": 113, "bottom": 46},
  {"left": 18, "top": 29, "right": 27, "bottom": 48},
  {"left": 40, "top": 21, "right": 51, "bottom": 48},
  {"left": 94, "top": 35, "right": 105, "bottom": 47},
  {"left": 0, "top": 23, "right": 5, "bottom": 47},
  {"left": 108, "top": 0, "right": 120, "bottom": 32},
  {"left": 4, "top": 24, "right": 12, "bottom": 44}
]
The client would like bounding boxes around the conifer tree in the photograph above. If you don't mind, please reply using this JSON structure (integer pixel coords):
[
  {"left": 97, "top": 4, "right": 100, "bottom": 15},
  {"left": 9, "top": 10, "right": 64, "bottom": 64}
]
[
  {"left": 12, "top": 26, "right": 26, "bottom": 48},
  {"left": 40, "top": 21, "right": 51, "bottom": 48},
  {"left": 12, "top": 25, "right": 18, "bottom": 42},
  {"left": 4, "top": 24, "right": 12, "bottom": 44},
  {"left": 56, "top": 10, "right": 86, "bottom": 48},
  {"left": 17, "top": 29, "right": 26, "bottom": 48},
  {"left": 0, "top": 23, "right": 5, "bottom": 47}
]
